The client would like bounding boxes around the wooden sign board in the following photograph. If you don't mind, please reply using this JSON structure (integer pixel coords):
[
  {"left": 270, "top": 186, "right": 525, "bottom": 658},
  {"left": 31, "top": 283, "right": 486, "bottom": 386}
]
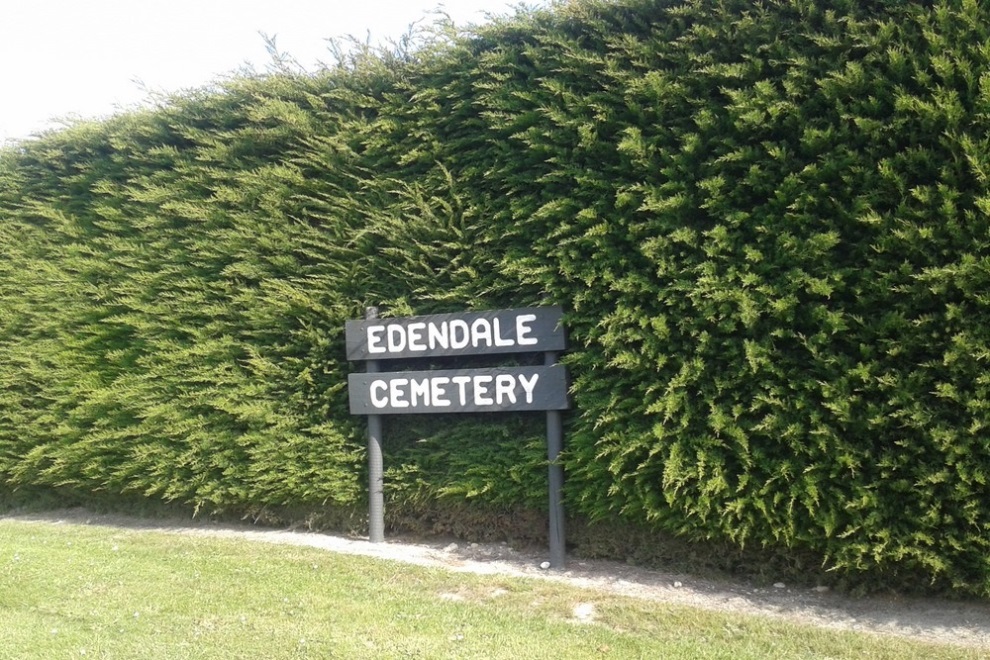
[
  {"left": 348, "top": 365, "right": 568, "bottom": 414},
  {"left": 345, "top": 306, "right": 565, "bottom": 361}
]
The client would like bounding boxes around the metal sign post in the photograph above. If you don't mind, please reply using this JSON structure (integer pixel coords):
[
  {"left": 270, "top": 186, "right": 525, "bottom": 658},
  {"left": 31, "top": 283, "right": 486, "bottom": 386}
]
[
  {"left": 545, "top": 349, "right": 566, "bottom": 569},
  {"left": 347, "top": 305, "right": 568, "bottom": 567},
  {"left": 364, "top": 307, "right": 385, "bottom": 544}
]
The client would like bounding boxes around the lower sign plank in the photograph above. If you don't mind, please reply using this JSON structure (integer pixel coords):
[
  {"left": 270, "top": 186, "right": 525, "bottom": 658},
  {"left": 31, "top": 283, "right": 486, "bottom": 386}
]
[{"left": 348, "top": 365, "right": 569, "bottom": 414}]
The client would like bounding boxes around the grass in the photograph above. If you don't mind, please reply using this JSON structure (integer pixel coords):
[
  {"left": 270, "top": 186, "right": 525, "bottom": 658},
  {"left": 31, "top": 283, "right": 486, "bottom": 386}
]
[{"left": 0, "top": 519, "right": 982, "bottom": 659}]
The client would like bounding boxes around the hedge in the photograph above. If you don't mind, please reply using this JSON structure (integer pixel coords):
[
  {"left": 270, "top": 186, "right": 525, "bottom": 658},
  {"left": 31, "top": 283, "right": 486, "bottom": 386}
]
[{"left": 2, "top": 0, "right": 990, "bottom": 594}]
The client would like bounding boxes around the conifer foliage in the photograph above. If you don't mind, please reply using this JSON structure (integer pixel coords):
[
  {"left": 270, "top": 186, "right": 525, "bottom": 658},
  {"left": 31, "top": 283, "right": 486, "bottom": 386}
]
[{"left": 3, "top": 0, "right": 990, "bottom": 593}]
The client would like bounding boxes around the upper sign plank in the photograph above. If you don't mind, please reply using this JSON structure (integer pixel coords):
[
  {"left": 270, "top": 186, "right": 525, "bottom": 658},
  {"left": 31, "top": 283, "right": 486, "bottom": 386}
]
[{"left": 345, "top": 306, "right": 565, "bottom": 361}]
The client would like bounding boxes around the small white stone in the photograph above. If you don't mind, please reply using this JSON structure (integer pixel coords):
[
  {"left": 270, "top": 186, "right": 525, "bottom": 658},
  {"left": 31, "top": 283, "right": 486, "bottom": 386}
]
[
  {"left": 773, "top": 582, "right": 786, "bottom": 589},
  {"left": 443, "top": 543, "right": 458, "bottom": 552},
  {"left": 572, "top": 603, "right": 596, "bottom": 622},
  {"left": 540, "top": 561, "right": 551, "bottom": 570},
  {"left": 813, "top": 585, "right": 830, "bottom": 593},
  {"left": 673, "top": 581, "right": 683, "bottom": 588}
]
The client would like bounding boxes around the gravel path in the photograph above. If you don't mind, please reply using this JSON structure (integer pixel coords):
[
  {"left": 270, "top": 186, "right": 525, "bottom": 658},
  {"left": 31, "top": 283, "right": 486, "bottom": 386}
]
[{"left": 6, "top": 509, "right": 990, "bottom": 650}]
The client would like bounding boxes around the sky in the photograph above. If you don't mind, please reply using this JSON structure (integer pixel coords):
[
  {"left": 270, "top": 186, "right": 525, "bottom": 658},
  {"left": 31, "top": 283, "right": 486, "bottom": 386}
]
[{"left": 0, "top": 0, "right": 549, "bottom": 144}]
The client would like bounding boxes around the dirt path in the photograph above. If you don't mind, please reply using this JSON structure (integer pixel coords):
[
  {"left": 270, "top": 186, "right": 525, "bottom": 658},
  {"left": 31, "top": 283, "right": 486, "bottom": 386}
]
[{"left": 5, "top": 508, "right": 990, "bottom": 650}]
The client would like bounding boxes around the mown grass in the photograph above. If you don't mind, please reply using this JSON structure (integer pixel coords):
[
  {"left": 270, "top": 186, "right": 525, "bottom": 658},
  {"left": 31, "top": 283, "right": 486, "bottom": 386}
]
[{"left": 0, "top": 519, "right": 981, "bottom": 659}]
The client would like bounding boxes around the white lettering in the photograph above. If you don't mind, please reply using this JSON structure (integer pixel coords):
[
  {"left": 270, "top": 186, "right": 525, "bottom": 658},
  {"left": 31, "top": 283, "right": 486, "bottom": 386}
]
[
  {"left": 450, "top": 320, "right": 470, "bottom": 350},
  {"left": 493, "top": 318, "right": 515, "bottom": 347},
  {"left": 407, "top": 322, "right": 427, "bottom": 351},
  {"left": 470, "top": 318, "right": 493, "bottom": 348},
  {"left": 367, "top": 326, "right": 386, "bottom": 354},
  {"left": 362, "top": 370, "right": 555, "bottom": 411},
  {"left": 516, "top": 314, "right": 538, "bottom": 345},
  {"left": 370, "top": 380, "right": 389, "bottom": 408},
  {"left": 387, "top": 325, "right": 406, "bottom": 353},
  {"left": 451, "top": 375, "right": 472, "bottom": 405},
  {"left": 361, "top": 310, "right": 556, "bottom": 356},
  {"left": 409, "top": 378, "right": 430, "bottom": 406},
  {"left": 431, "top": 377, "right": 450, "bottom": 406},
  {"left": 474, "top": 375, "right": 494, "bottom": 405},
  {"left": 518, "top": 373, "right": 539, "bottom": 404},
  {"left": 495, "top": 374, "right": 516, "bottom": 404},
  {"left": 428, "top": 322, "right": 448, "bottom": 350},
  {"left": 389, "top": 378, "right": 409, "bottom": 408}
]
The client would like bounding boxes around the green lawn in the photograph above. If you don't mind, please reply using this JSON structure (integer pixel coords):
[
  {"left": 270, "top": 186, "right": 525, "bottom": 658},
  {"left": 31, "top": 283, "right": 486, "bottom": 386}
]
[{"left": 0, "top": 519, "right": 981, "bottom": 659}]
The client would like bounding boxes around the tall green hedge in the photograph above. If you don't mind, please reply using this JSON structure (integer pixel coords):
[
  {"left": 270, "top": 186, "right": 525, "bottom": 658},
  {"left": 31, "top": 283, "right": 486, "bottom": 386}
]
[{"left": 3, "top": 0, "right": 990, "bottom": 593}]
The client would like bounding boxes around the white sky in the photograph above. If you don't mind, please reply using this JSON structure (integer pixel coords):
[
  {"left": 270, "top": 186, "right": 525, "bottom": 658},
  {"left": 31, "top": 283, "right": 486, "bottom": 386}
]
[{"left": 0, "top": 0, "right": 548, "bottom": 143}]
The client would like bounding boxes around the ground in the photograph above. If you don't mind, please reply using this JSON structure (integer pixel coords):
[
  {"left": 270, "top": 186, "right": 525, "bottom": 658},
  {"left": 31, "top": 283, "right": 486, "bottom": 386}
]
[{"left": 5, "top": 508, "right": 989, "bottom": 650}]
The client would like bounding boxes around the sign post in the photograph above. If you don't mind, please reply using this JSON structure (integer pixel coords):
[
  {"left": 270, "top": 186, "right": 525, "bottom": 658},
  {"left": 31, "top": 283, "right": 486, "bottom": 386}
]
[
  {"left": 364, "top": 307, "right": 385, "bottom": 544},
  {"left": 346, "top": 306, "right": 569, "bottom": 567},
  {"left": 545, "top": 349, "right": 566, "bottom": 569}
]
